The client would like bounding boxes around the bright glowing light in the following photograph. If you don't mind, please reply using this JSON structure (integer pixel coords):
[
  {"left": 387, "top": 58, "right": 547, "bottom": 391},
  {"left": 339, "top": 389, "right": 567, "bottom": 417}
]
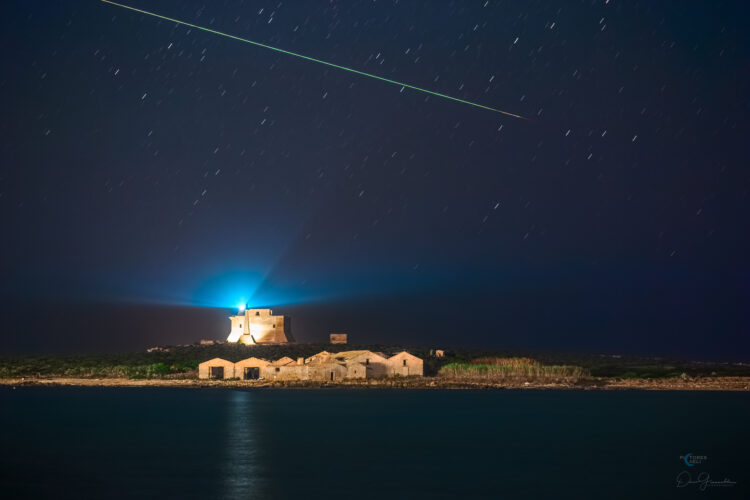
[
  {"left": 100, "top": 0, "right": 529, "bottom": 119},
  {"left": 237, "top": 302, "right": 246, "bottom": 313}
]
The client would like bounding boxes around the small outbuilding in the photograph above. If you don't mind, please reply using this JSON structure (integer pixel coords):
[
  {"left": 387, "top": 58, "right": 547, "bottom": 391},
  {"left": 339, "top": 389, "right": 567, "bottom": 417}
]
[
  {"left": 235, "top": 357, "right": 270, "bottom": 380},
  {"left": 329, "top": 333, "right": 348, "bottom": 344},
  {"left": 386, "top": 351, "right": 424, "bottom": 377},
  {"left": 198, "top": 358, "right": 235, "bottom": 380},
  {"left": 331, "top": 350, "right": 389, "bottom": 377}
]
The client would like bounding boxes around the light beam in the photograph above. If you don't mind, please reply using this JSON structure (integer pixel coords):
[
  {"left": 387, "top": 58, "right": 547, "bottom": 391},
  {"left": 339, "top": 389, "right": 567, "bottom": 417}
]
[{"left": 100, "top": 0, "right": 529, "bottom": 119}]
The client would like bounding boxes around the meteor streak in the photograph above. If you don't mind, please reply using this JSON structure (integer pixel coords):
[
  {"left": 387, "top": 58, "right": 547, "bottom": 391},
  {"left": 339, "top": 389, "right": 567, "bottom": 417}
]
[{"left": 100, "top": 0, "right": 528, "bottom": 119}]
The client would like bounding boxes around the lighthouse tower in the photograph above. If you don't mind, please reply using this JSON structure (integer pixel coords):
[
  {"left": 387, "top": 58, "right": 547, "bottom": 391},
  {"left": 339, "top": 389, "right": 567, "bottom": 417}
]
[{"left": 227, "top": 308, "right": 294, "bottom": 344}]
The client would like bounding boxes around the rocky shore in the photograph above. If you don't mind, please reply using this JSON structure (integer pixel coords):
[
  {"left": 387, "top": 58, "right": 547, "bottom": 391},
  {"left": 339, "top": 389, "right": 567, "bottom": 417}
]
[{"left": 1, "top": 376, "right": 749, "bottom": 391}]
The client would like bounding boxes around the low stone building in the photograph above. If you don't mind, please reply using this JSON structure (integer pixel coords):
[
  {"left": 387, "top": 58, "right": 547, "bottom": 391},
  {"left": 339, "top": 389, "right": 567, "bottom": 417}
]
[
  {"left": 198, "top": 358, "right": 235, "bottom": 380},
  {"left": 321, "top": 350, "right": 389, "bottom": 378},
  {"left": 198, "top": 350, "right": 423, "bottom": 380},
  {"left": 329, "top": 333, "right": 348, "bottom": 344},
  {"left": 385, "top": 351, "right": 424, "bottom": 377},
  {"left": 304, "top": 352, "right": 369, "bottom": 381},
  {"left": 235, "top": 357, "right": 270, "bottom": 380}
]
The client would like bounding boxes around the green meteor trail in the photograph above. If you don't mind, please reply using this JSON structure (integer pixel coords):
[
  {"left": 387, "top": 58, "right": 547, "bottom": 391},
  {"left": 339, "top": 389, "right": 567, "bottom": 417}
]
[{"left": 100, "top": 0, "right": 528, "bottom": 120}]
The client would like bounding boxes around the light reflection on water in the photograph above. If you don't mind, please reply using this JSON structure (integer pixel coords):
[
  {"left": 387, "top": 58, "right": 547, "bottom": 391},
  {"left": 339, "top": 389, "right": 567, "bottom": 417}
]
[{"left": 222, "top": 390, "right": 265, "bottom": 499}]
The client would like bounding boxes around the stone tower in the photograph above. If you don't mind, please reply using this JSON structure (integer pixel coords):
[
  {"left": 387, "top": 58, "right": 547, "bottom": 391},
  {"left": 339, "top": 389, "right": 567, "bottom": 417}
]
[{"left": 227, "top": 308, "right": 294, "bottom": 345}]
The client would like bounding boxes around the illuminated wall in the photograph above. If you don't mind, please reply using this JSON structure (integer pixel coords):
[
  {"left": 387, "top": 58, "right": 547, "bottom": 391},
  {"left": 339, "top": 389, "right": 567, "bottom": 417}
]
[{"left": 227, "top": 309, "right": 293, "bottom": 344}]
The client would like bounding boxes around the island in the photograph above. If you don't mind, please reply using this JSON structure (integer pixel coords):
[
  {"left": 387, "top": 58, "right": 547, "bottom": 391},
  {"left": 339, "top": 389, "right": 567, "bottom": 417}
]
[{"left": 2, "top": 342, "right": 748, "bottom": 391}]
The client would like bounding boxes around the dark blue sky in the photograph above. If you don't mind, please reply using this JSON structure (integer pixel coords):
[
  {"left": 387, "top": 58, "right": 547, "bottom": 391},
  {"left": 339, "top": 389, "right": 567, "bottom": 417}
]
[{"left": 1, "top": 1, "right": 748, "bottom": 357}]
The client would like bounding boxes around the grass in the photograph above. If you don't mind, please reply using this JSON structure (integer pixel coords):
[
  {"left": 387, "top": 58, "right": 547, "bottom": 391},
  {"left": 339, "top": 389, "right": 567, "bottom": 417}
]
[
  {"left": 470, "top": 357, "right": 540, "bottom": 367},
  {"left": 439, "top": 357, "right": 589, "bottom": 382}
]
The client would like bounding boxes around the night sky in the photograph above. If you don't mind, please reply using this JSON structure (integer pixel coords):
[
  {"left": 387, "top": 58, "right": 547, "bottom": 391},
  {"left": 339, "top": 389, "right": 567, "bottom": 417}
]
[{"left": 1, "top": 1, "right": 748, "bottom": 358}]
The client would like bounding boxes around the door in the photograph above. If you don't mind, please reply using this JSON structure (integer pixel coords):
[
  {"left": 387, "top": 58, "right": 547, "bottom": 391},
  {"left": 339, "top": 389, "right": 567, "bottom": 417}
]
[
  {"left": 330, "top": 371, "right": 334, "bottom": 381},
  {"left": 210, "top": 366, "right": 224, "bottom": 379},
  {"left": 244, "top": 367, "right": 259, "bottom": 380}
]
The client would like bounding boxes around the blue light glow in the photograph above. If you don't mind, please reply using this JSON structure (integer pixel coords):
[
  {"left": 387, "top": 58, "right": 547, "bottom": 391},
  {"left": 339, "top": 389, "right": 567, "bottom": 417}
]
[
  {"left": 188, "top": 270, "right": 315, "bottom": 309},
  {"left": 189, "top": 271, "right": 263, "bottom": 309}
]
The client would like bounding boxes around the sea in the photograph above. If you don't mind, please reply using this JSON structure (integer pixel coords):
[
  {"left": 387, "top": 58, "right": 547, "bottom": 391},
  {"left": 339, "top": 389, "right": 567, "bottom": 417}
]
[{"left": 1, "top": 387, "right": 747, "bottom": 499}]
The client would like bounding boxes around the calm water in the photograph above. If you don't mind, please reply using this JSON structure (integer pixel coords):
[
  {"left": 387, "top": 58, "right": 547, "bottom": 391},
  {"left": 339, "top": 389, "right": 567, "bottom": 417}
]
[{"left": 1, "top": 387, "right": 748, "bottom": 499}]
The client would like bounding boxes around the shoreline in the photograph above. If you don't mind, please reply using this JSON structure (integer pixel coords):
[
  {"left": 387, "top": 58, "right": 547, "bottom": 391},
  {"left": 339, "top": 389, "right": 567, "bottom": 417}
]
[{"left": 1, "top": 376, "right": 749, "bottom": 391}]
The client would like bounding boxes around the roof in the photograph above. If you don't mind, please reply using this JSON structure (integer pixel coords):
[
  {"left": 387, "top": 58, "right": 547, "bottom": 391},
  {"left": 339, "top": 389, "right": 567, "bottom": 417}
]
[
  {"left": 331, "top": 350, "right": 387, "bottom": 362},
  {"left": 330, "top": 350, "right": 371, "bottom": 359},
  {"left": 271, "top": 356, "right": 296, "bottom": 366},
  {"left": 199, "top": 357, "right": 233, "bottom": 365},
  {"left": 235, "top": 357, "right": 270, "bottom": 366},
  {"left": 305, "top": 351, "right": 332, "bottom": 364},
  {"left": 305, "top": 350, "right": 388, "bottom": 366},
  {"left": 388, "top": 351, "right": 422, "bottom": 361}
]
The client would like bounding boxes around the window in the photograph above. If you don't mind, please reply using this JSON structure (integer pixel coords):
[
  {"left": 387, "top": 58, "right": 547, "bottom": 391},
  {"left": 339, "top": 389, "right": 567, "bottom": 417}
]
[
  {"left": 256, "top": 311, "right": 260, "bottom": 316},
  {"left": 403, "top": 359, "right": 407, "bottom": 367},
  {"left": 272, "top": 324, "right": 276, "bottom": 328},
  {"left": 275, "top": 367, "right": 280, "bottom": 372},
  {"left": 366, "top": 359, "right": 370, "bottom": 365},
  {"left": 239, "top": 324, "right": 242, "bottom": 328}
]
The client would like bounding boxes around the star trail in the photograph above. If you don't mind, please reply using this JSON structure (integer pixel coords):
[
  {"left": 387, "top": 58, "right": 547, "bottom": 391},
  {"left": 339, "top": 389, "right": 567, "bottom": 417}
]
[{"left": 100, "top": 0, "right": 528, "bottom": 119}]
